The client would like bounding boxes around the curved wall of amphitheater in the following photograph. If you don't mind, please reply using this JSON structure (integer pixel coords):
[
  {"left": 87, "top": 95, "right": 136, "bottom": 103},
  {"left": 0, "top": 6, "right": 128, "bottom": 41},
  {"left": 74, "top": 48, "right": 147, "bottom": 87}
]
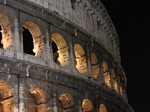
[{"left": 0, "top": 0, "right": 133, "bottom": 112}]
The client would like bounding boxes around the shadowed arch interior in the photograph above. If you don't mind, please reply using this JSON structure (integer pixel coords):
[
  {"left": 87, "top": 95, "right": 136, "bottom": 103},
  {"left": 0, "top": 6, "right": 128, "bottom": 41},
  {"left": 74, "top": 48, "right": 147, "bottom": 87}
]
[
  {"left": 74, "top": 44, "right": 87, "bottom": 75},
  {"left": 52, "top": 33, "right": 69, "bottom": 67},
  {"left": 0, "top": 25, "right": 3, "bottom": 48},
  {"left": 0, "top": 11, "right": 11, "bottom": 49},
  {"left": 0, "top": 80, "right": 14, "bottom": 112},
  {"left": 22, "top": 27, "right": 35, "bottom": 55},
  {"left": 102, "top": 61, "right": 111, "bottom": 88},
  {"left": 58, "top": 93, "right": 75, "bottom": 112},
  {"left": 52, "top": 41, "right": 60, "bottom": 64},
  {"left": 90, "top": 53, "right": 100, "bottom": 79},
  {"left": 117, "top": 78, "right": 124, "bottom": 96},
  {"left": 22, "top": 22, "right": 43, "bottom": 56},
  {"left": 111, "top": 69, "right": 118, "bottom": 92},
  {"left": 82, "top": 99, "right": 94, "bottom": 112},
  {"left": 119, "top": 84, "right": 123, "bottom": 97},
  {"left": 27, "top": 87, "right": 49, "bottom": 112},
  {"left": 99, "top": 104, "right": 107, "bottom": 112}
]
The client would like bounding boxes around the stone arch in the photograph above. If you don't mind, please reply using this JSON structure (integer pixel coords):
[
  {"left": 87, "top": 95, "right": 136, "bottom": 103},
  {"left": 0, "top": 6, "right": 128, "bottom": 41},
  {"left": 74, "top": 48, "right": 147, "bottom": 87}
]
[
  {"left": 82, "top": 99, "right": 94, "bottom": 112},
  {"left": 119, "top": 85, "right": 123, "bottom": 97},
  {"left": 0, "top": 80, "right": 14, "bottom": 112},
  {"left": 90, "top": 53, "right": 100, "bottom": 79},
  {"left": 22, "top": 22, "right": 43, "bottom": 56},
  {"left": 99, "top": 104, "right": 107, "bottom": 112},
  {"left": 52, "top": 33, "right": 69, "bottom": 67},
  {"left": 111, "top": 69, "right": 118, "bottom": 92},
  {"left": 58, "top": 93, "right": 75, "bottom": 112},
  {"left": 0, "top": 11, "right": 11, "bottom": 49},
  {"left": 118, "top": 78, "right": 123, "bottom": 97},
  {"left": 102, "top": 61, "right": 111, "bottom": 88},
  {"left": 27, "top": 87, "right": 49, "bottom": 112},
  {"left": 74, "top": 44, "right": 87, "bottom": 75}
]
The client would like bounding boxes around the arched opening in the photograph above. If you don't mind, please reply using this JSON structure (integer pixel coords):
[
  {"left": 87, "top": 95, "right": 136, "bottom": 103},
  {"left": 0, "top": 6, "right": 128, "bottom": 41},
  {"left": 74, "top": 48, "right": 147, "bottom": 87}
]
[
  {"left": 22, "top": 27, "right": 35, "bottom": 55},
  {"left": 22, "top": 22, "right": 43, "bottom": 56},
  {"left": 0, "top": 25, "right": 3, "bottom": 48},
  {"left": 119, "top": 85, "right": 123, "bottom": 97},
  {"left": 27, "top": 87, "right": 49, "bottom": 112},
  {"left": 52, "top": 41, "right": 59, "bottom": 64},
  {"left": 118, "top": 78, "right": 123, "bottom": 97},
  {"left": 0, "top": 11, "right": 11, "bottom": 49},
  {"left": 82, "top": 99, "right": 94, "bottom": 112},
  {"left": 74, "top": 44, "right": 87, "bottom": 75},
  {"left": 0, "top": 80, "right": 14, "bottom": 112},
  {"left": 90, "top": 53, "right": 100, "bottom": 79},
  {"left": 111, "top": 69, "right": 118, "bottom": 92},
  {"left": 58, "top": 93, "right": 75, "bottom": 112},
  {"left": 102, "top": 61, "right": 111, "bottom": 88},
  {"left": 52, "top": 33, "right": 69, "bottom": 67},
  {"left": 99, "top": 104, "right": 107, "bottom": 112}
]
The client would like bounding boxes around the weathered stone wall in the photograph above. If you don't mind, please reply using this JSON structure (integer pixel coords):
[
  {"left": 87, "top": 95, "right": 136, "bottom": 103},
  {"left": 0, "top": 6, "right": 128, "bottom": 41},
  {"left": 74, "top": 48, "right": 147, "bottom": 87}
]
[
  {"left": 22, "top": 0, "right": 121, "bottom": 61},
  {"left": 0, "top": 1, "right": 133, "bottom": 112},
  {"left": 0, "top": 58, "right": 132, "bottom": 112}
]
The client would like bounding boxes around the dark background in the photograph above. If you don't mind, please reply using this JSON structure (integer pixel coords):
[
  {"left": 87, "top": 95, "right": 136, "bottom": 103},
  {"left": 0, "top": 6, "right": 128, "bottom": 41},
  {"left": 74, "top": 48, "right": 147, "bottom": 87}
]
[{"left": 100, "top": 0, "right": 149, "bottom": 112}]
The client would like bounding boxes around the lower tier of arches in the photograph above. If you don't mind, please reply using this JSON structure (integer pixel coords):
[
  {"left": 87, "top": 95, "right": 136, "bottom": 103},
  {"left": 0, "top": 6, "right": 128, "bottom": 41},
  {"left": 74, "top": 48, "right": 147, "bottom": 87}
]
[{"left": 0, "top": 59, "right": 133, "bottom": 112}]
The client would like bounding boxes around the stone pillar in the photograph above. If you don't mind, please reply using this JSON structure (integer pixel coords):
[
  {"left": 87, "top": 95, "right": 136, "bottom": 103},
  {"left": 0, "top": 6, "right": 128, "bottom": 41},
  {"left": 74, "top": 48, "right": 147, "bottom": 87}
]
[
  {"left": 78, "top": 95, "right": 82, "bottom": 112},
  {"left": 13, "top": 16, "right": 21, "bottom": 52},
  {"left": 67, "top": 35, "right": 78, "bottom": 74},
  {"left": 100, "top": 58, "right": 105, "bottom": 86},
  {"left": 123, "top": 90, "right": 128, "bottom": 102},
  {"left": 53, "top": 92, "right": 58, "bottom": 112},
  {"left": 44, "top": 24, "right": 52, "bottom": 67},
  {"left": 110, "top": 69, "right": 115, "bottom": 90},
  {"left": 18, "top": 78, "right": 26, "bottom": 112},
  {"left": 86, "top": 45, "right": 92, "bottom": 79}
]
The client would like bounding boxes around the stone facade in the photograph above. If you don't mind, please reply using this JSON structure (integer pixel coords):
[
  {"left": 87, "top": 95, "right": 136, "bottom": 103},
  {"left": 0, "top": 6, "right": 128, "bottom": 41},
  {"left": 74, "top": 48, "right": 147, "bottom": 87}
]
[{"left": 0, "top": 0, "right": 133, "bottom": 112}]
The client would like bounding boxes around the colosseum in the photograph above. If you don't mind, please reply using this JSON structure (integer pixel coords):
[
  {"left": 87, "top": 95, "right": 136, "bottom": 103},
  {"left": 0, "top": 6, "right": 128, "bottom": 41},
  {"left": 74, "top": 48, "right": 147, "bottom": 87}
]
[{"left": 0, "top": 0, "right": 133, "bottom": 112}]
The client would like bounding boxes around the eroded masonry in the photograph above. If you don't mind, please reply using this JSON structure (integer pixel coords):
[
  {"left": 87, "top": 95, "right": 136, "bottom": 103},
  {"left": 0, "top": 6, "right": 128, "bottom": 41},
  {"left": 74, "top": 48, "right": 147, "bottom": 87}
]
[{"left": 0, "top": 0, "right": 133, "bottom": 112}]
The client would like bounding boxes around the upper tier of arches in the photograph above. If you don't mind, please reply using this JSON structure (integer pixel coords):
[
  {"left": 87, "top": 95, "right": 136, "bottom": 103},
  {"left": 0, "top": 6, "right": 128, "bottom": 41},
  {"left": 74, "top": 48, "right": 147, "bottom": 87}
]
[{"left": 12, "top": 0, "right": 121, "bottom": 61}]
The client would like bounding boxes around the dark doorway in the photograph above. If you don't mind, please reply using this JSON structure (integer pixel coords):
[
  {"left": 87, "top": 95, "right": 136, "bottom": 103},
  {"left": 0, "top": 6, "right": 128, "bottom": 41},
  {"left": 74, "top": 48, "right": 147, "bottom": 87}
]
[
  {"left": 22, "top": 27, "right": 35, "bottom": 55},
  {"left": 52, "top": 41, "right": 60, "bottom": 64},
  {"left": 0, "top": 25, "right": 3, "bottom": 48},
  {"left": 52, "top": 41, "right": 58, "bottom": 53}
]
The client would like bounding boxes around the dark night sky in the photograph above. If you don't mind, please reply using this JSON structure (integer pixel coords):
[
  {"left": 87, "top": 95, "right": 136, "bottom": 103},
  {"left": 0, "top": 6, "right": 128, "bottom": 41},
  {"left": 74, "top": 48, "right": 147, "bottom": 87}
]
[{"left": 100, "top": 0, "right": 149, "bottom": 112}]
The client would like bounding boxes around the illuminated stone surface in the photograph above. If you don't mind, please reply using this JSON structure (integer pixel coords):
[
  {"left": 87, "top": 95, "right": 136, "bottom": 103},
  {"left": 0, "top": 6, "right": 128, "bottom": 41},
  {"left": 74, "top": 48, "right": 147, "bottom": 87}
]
[{"left": 0, "top": 0, "right": 133, "bottom": 112}]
